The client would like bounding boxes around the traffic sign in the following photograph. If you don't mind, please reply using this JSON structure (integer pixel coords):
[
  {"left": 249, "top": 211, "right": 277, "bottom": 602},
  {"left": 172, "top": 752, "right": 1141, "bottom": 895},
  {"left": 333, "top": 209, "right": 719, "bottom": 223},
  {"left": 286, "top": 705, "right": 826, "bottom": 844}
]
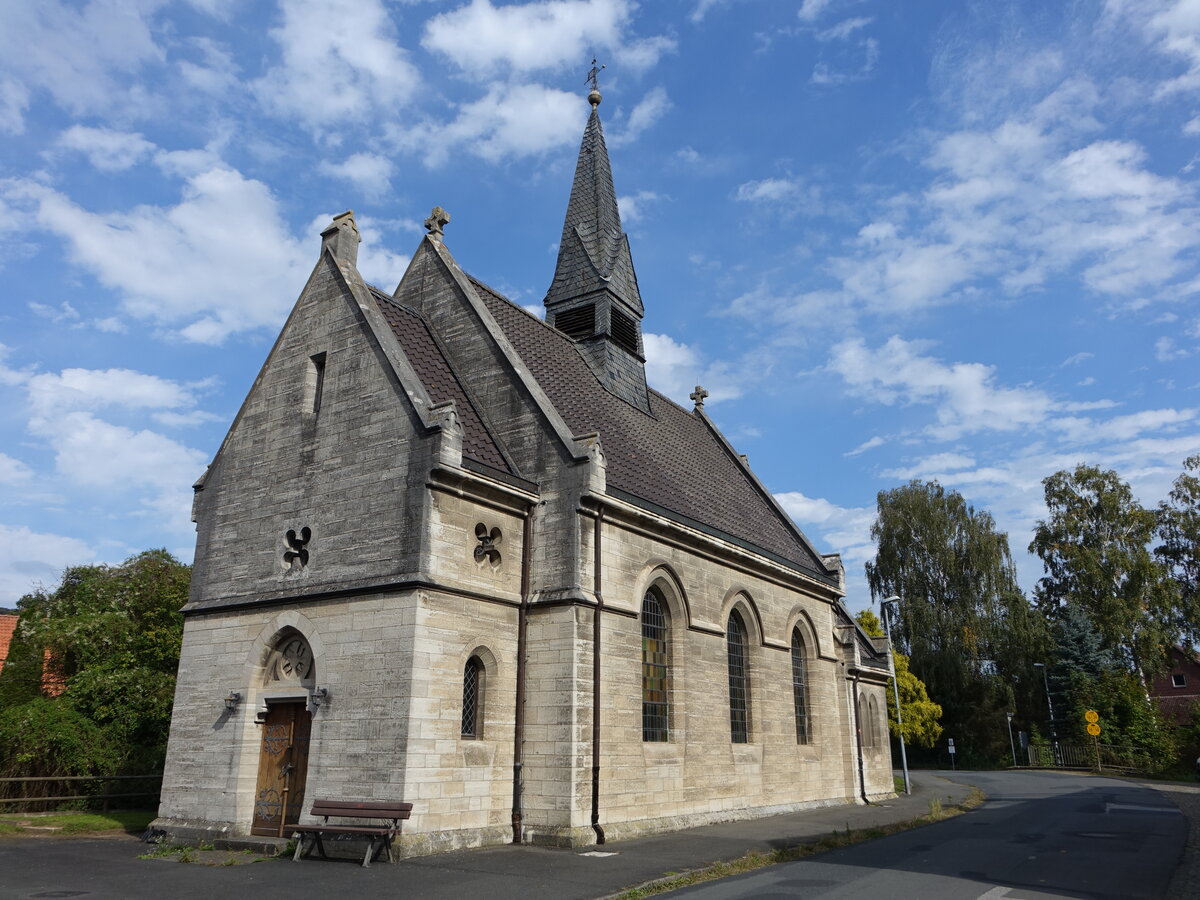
[
  {"left": 1085, "top": 709, "right": 1099, "bottom": 724},
  {"left": 1087, "top": 722, "right": 1101, "bottom": 736}
]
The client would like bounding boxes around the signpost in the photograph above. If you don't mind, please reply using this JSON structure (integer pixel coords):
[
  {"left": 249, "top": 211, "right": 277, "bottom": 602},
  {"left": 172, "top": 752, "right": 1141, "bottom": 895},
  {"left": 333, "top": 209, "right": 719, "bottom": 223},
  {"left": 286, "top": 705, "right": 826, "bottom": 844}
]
[
  {"left": 1085, "top": 710, "right": 1101, "bottom": 771},
  {"left": 948, "top": 737, "right": 956, "bottom": 771}
]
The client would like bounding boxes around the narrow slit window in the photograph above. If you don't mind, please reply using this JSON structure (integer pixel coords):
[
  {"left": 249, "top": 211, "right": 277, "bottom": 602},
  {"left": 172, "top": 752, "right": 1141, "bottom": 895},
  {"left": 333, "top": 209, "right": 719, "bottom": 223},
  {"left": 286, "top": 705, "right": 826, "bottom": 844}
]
[
  {"left": 308, "top": 352, "right": 327, "bottom": 415},
  {"left": 642, "top": 589, "right": 670, "bottom": 742},
  {"left": 727, "top": 610, "right": 749, "bottom": 743},
  {"left": 462, "top": 657, "right": 482, "bottom": 737},
  {"left": 791, "top": 628, "right": 809, "bottom": 745}
]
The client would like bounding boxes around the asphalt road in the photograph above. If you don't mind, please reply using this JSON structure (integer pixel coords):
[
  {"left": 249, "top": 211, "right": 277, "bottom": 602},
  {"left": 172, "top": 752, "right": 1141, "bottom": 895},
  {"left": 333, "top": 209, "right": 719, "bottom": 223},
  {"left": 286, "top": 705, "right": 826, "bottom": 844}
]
[{"left": 664, "top": 770, "right": 1185, "bottom": 899}]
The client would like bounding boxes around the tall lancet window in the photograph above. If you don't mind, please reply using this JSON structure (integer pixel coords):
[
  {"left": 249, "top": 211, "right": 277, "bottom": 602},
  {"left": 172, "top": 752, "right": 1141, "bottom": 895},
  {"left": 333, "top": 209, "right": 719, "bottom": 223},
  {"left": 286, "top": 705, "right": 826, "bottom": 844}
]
[
  {"left": 642, "top": 589, "right": 670, "bottom": 742},
  {"left": 791, "top": 628, "right": 810, "bottom": 744},
  {"left": 727, "top": 610, "right": 750, "bottom": 743}
]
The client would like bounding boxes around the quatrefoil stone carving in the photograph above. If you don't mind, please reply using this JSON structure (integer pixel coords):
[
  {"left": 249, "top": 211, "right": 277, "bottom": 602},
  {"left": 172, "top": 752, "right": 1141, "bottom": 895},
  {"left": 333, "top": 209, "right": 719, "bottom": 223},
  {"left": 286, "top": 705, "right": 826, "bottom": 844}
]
[
  {"left": 474, "top": 523, "right": 502, "bottom": 568},
  {"left": 284, "top": 526, "right": 311, "bottom": 570}
]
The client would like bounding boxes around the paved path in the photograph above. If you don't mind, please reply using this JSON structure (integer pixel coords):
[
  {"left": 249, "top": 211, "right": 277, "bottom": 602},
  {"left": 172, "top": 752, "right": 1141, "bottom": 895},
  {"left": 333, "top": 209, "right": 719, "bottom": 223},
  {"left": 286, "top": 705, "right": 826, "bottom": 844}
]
[
  {"left": 0, "top": 774, "right": 971, "bottom": 900},
  {"left": 0, "top": 770, "right": 1193, "bottom": 900},
  {"left": 661, "top": 770, "right": 1185, "bottom": 899}
]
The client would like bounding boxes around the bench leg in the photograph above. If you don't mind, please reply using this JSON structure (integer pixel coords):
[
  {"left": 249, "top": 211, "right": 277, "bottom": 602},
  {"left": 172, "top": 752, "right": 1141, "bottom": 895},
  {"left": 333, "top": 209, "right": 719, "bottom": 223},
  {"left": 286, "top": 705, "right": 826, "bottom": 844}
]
[{"left": 362, "top": 838, "right": 378, "bottom": 868}]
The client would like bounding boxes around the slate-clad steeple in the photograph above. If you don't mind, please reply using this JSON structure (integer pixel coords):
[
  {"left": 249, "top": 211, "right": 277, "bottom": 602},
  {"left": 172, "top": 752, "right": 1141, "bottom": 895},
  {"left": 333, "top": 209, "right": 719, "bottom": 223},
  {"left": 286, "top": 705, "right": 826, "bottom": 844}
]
[{"left": 545, "top": 86, "right": 650, "bottom": 413}]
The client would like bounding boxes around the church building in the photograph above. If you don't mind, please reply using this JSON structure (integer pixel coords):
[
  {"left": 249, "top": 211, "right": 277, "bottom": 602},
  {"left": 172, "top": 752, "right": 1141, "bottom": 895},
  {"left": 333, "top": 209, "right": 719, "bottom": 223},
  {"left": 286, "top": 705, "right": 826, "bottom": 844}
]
[{"left": 153, "top": 84, "right": 894, "bottom": 856}]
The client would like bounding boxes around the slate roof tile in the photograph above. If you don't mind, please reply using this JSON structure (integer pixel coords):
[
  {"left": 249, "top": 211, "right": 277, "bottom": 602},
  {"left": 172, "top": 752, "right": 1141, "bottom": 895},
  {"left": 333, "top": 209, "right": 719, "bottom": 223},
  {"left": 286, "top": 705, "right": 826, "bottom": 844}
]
[
  {"left": 469, "top": 277, "right": 829, "bottom": 579},
  {"left": 372, "top": 288, "right": 512, "bottom": 474}
]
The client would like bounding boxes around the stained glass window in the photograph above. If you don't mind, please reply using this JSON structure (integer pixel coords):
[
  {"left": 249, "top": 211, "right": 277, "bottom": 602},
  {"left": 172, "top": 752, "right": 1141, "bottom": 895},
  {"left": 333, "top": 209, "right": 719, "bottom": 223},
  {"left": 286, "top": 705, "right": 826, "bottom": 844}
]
[
  {"left": 642, "top": 590, "right": 670, "bottom": 742},
  {"left": 791, "top": 628, "right": 809, "bottom": 744},
  {"left": 727, "top": 610, "right": 749, "bottom": 743}
]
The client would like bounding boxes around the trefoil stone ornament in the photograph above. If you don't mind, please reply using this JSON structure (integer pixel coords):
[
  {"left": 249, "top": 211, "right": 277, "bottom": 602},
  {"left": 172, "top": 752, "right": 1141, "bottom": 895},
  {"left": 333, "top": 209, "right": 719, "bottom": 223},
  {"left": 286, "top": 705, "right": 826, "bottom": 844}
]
[
  {"left": 474, "top": 523, "right": 502, "bottom": 569},
  {"left": 283, "top": 526, "right": 311, "bottom": 571}
]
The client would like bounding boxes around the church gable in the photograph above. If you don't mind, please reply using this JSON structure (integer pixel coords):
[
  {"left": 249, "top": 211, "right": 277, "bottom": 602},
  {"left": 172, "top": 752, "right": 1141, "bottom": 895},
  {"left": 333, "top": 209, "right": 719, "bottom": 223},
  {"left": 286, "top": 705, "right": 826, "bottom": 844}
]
[{"left": 188, "top": 229, "right": 452, "bottom": 611}]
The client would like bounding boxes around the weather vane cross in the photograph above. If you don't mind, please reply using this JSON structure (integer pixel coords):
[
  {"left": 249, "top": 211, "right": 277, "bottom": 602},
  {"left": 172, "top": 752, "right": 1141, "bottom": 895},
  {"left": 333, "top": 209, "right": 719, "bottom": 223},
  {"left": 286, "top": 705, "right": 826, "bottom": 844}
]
[{"left": 586, "top": 58, "right": 606, "bottom": 91}]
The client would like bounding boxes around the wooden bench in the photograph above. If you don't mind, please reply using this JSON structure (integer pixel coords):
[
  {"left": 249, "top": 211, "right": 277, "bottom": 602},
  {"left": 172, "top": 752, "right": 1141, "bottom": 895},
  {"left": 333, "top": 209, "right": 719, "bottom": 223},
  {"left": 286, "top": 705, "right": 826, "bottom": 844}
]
[{"left": 287, "top": 799, "right": 413, "bottom": 867}]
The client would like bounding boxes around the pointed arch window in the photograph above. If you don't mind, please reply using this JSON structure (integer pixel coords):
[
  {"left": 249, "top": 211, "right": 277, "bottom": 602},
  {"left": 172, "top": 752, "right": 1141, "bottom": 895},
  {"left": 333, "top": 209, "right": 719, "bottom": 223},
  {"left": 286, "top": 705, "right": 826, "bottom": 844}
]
[
  {"left": 857, "top": 693, "right": 870, "bottom": 748},
  {"left": 791, "top": 628, "right": 810, "bottom": 744},
  {"left": 462, "top": 656, "right": 483, "bottom": 738},
  {"left": 727, "top": 610, "right": 750, "bottom": 743},
  {"left": 642, "top": 589, "right": 670, "bottom": 742}
]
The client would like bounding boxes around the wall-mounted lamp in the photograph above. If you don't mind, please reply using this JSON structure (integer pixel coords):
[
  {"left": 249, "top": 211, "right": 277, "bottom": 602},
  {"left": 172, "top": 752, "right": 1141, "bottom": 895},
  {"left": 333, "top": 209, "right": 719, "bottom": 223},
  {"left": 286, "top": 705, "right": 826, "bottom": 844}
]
[
  {"left": 310, "top": 686, "right": 329, "bottom": 708},
  {"left": 223, "top": 691, "right": 242, "bottom": 711}
]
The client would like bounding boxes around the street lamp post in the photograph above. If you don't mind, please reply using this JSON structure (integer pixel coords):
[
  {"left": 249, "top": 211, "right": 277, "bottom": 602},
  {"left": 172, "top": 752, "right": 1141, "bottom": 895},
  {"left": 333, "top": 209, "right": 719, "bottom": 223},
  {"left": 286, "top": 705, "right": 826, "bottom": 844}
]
[
  {"left": 1033, "top": 662, "right": 1059, "bottom": 766},
  {"left": 881, "top": 595, "right": 910, "bottom": 795},
  {"left": 1006, "top": 711, "right": 1018, "bottom": 768}
]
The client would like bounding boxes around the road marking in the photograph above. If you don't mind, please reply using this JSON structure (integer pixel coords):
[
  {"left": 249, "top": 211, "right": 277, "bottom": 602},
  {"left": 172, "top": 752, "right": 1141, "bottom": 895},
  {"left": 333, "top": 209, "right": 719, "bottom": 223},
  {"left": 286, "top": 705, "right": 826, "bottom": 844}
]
[
  {"left": 577, "top": 851, "right": 618, "bottom": 857},
  {"left": 976, "top": 887, "right": 1010, "bottom": 899},
  {"left": 1105, "top": 802, "right": 1181, "bottom": 815}
]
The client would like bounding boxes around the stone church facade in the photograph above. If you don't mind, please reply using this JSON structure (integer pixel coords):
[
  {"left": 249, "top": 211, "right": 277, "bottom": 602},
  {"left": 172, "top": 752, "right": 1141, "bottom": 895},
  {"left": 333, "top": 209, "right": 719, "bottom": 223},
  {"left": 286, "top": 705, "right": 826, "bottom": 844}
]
[{"left": 153, "top": 89, "right": 894, "bottom": 856}]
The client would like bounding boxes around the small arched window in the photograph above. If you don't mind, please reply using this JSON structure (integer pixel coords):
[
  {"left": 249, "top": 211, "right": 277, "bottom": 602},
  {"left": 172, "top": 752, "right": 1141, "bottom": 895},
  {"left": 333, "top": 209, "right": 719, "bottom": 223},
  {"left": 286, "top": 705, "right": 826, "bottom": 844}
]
[
  {"left": 857, "top": 693, "right": 868, "bottom": 747},
  {"left": 727, "top": 610, "right": 750, "bottom": 743},
  {"left": 791, "top": 628, "right": 809, "bottom": 744},
  {"left": 869, "top": 695, "right": 881, "bottom": 748},
  {"left": 461, "top": 656, "right": 483, "bottom": 737},
  {"left": 642, "top": 589, "right": 670, "bottom": 742}
]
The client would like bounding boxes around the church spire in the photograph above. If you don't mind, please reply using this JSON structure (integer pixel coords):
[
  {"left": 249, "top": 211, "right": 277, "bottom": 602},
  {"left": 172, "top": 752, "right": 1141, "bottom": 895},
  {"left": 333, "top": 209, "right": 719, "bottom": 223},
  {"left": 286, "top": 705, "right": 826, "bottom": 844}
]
[{"left": 544, "top": 66, "right": 650, "bottom": 413}]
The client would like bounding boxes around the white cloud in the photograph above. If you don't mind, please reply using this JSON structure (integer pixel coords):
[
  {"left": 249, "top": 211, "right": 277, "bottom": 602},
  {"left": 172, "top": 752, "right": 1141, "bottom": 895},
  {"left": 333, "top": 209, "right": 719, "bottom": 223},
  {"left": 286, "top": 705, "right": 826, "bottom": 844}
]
[
  {"left": 845, "top": 435, "right": 885, "bottom": 457},
  {"left": 797, "top": 0, "right": 836, "bottom": 22},
  {"left": 319, "top": 153, "right": 394, "bottom": 200},
  {"left": 0, "top": 453, "right": 33, "bottom": 485},
  {"left": 829, "top": 336, "right": 1057, "bottom": 440},
  {"left": 881, "top": 452, "right": 977, "bottom": 480},
  {"left": 775, "top": 489, "right": 877, "bottom": 602},
  {"left": 643, "top": 332, "right": 740, "bottom": 406},
  {"left": 256, "top": 0, "right": 420, "bottom": 130},
  {"left": 27, "top": 302, "right": 79, "bottom": 324},
  {"left": 810, "top": 37, "right": 879, "bottom": 86},
  {"left": 0, "top": 0, "right": 164, "bottom": 130},
  {"left": 617, "top": 190, "right": 665, "bottom": 223},
  {"left": 25, "top": 369, "right": 200, "bottom": 419},
  {"left": 423, "top": 0, "right": 671, "bottom": 77},
  {"left": 1061, "top": 351, "right": 1094, "bottom": 366},
  {"left": 438, "top": 83, "right": 582, "bottom": 162},
  {"left": 816, "top": 17, "right": 872, "bottom": 41},
  {"left": 6, "top": 164, "right": 310, "bottom": 343},
  {"left": 734, "top": 176, "right": 822, "bottom": 215},
  {"left": 1155, "top": 336, "right": 1191, "bottom": 360},
  {"left": 609, "top": 87, "right": 671, "bottom": 147},
  {"left": 56, "top": 125, "right": 155, "bottom": 172},
  {"left": 0, "top": 524, "right": 95, "bottom": 605}
]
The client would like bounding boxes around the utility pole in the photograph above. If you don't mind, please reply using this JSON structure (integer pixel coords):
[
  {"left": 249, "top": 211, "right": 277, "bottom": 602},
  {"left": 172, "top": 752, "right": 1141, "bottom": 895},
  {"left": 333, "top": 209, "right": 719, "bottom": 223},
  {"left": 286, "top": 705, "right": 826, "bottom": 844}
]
[
  {"left": 1033, "top": 662, "right": 1059, "bottom": 766},
  {"left": 882, "top": 595, "right": 910, "bottom": 794}
]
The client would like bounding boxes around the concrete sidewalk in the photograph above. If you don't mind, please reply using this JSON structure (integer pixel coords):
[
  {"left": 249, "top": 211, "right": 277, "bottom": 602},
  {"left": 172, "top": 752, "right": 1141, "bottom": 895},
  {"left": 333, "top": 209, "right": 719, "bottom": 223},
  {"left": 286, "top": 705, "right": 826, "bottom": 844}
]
[{"left": 0, "top": 773, "right": 974, "bottom": 900}]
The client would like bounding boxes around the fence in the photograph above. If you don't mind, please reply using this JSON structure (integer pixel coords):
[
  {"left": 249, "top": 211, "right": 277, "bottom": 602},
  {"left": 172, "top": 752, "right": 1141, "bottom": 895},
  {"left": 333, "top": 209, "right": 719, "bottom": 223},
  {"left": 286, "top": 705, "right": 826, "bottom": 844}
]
[
  {"left": 0, "top": 774, "right": 163, "bottom": 813},
  {"left": 1025, "top": 742, "right": 1143, "bottom": 774}
]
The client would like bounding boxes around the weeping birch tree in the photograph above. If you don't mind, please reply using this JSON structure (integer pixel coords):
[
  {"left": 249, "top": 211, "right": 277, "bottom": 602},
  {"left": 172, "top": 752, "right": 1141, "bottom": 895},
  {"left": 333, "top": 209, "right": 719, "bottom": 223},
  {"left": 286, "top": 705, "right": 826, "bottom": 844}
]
[{"left": 866, "top": 480, "right": 1044, "bottom": 760}]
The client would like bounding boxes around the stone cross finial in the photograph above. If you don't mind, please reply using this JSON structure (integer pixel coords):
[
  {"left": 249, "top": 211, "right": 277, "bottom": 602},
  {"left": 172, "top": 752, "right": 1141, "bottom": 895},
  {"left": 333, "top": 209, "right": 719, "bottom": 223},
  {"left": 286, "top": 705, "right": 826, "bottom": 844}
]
[
  {"left": 425, "top": 206, "right": 450, "bottom": 238},
  {"left": 690, "top": 385, "right": 709, "bottom": 408}
]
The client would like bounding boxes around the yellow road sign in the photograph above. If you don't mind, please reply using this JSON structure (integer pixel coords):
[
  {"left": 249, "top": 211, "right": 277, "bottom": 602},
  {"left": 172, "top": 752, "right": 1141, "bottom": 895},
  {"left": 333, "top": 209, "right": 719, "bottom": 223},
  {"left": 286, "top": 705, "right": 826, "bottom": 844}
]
[
  {"left": 1085, "top": 709, "right": 1099, "bottom": 724},
  {"left": 1087, "top": 722, "right": 1101, "bottom": 736}
]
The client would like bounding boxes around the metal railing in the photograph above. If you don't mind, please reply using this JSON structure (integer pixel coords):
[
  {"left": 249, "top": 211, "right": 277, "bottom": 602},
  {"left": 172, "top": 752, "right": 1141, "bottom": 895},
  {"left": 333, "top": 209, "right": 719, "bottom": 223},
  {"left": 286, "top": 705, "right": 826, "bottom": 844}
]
[
  {"left": 0, "top": 774, "right": 162, "bottom": 813},
  {"left": 1025, "top": 742, "right": 1144, "bottom": 774}
]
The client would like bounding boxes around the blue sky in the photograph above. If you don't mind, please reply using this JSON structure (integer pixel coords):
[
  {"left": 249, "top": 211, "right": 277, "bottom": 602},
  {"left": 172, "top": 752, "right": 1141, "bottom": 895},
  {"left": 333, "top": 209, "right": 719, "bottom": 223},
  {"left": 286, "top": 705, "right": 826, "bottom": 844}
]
[{"left": 1, "top": 0, "right": 1198, "bottom": 610}]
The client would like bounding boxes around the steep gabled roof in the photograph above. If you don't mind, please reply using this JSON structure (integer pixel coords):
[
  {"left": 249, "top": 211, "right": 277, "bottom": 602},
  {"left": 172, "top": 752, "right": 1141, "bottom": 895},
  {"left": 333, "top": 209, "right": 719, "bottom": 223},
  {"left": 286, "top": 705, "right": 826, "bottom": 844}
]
[
  {"left": 468, "top": 277, "right": 833, "bottom": 581},
  {"left": 371, "top": 287, "right": 513, "bottom": 474}
]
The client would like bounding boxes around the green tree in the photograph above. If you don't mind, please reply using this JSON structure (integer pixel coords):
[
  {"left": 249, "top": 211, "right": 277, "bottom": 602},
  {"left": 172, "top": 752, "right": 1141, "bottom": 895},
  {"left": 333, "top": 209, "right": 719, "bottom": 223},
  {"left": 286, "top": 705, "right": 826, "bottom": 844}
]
[
  {"left": 1029, "top": 465, "right": 1176, "bottom": 682},
  {"left": 1157, "top": 455, "right": 1200, "bottom": 648},
  {"left": 856, "top": 609, "right": 944, "bottom": 748},
  {"left": 0, "top": 549, "right": 189, "bottom": 777},
  {"left": 866, "top": 480, "right": 1045, "bottom": 761}
]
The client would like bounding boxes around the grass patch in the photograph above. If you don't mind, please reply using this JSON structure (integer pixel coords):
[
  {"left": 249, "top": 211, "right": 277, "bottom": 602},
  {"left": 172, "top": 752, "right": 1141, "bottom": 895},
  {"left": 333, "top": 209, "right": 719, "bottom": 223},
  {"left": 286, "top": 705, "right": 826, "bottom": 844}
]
[
  {"left": 0, "top": 810, "right": 154, "bottom": 837},
  {"left": 610, "top": 787, "right": 986, "bottom": 900}
]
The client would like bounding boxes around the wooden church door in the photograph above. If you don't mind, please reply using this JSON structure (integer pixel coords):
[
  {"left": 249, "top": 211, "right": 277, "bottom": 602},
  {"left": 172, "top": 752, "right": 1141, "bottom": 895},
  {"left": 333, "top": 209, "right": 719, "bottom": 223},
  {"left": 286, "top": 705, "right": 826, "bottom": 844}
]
[{"left": 251, "top": 702, "right": 312, "bottom": 836}]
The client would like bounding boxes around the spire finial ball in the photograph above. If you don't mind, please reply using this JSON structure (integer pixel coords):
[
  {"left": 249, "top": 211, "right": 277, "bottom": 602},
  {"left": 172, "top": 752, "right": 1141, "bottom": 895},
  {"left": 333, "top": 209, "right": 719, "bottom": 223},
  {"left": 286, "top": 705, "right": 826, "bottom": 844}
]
[{"left": 588, "top": 88, "right": 602, "bottom": 107}]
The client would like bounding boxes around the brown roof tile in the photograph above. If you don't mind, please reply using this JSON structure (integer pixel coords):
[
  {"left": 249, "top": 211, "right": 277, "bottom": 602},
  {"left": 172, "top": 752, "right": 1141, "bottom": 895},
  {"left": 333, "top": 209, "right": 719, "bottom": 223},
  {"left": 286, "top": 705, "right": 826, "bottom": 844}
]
[
  {"left": 372, "top": 289, "right": 512, "bottom": 474},
  {"left": 469, "top": 278, "right": 830, "bottom": 579}
]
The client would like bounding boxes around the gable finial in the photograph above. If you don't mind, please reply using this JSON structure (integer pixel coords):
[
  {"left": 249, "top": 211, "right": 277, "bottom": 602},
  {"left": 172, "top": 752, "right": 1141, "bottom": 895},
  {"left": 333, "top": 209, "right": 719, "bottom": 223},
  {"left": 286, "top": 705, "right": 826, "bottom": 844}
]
[
  {"left": 690, "top": 385, "right": 709, "bottom": 408},
  {"left": 424, "top": 205, "right": 450, "bottom": 239},
  {"left": 586, "top": 58, "right": 605, "bottom": 107}
]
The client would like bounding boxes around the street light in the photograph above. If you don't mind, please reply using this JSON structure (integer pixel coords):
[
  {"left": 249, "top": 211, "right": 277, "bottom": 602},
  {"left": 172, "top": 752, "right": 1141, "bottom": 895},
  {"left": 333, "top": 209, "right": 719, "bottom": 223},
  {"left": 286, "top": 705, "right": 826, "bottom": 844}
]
[
  {"left": 1006, "top": 711, "right": 1018, "bottom": 768},
  {"left": 1033, "top": 662, "right": 1059, "bottom": 766},
  {"left": 881, "top": 595, "right": 911, "bottom": 795}
]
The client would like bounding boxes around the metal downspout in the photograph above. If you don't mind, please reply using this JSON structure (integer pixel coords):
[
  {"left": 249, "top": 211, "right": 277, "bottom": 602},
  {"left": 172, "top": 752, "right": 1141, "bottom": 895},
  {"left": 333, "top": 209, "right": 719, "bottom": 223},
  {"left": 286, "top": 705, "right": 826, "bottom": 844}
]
[
  {"left": 590, "top": 508, "right": 606, "bottom": 844},
  {"left": 512, "top": 506, "right": 534, "bottom": 843}
]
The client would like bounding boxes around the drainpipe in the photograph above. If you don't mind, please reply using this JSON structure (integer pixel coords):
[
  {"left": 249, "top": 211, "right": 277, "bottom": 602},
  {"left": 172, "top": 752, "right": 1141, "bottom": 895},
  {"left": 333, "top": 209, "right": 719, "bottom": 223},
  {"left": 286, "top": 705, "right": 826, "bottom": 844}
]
[
  {"left": 851, "top": 669, "right": 870, "bottom": 805},
  {"left": 590, "top": 508, "right": 606, "bottom": 845},
  {"left": 512, "top": 505, "right": 535, "bottom": 844}
]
